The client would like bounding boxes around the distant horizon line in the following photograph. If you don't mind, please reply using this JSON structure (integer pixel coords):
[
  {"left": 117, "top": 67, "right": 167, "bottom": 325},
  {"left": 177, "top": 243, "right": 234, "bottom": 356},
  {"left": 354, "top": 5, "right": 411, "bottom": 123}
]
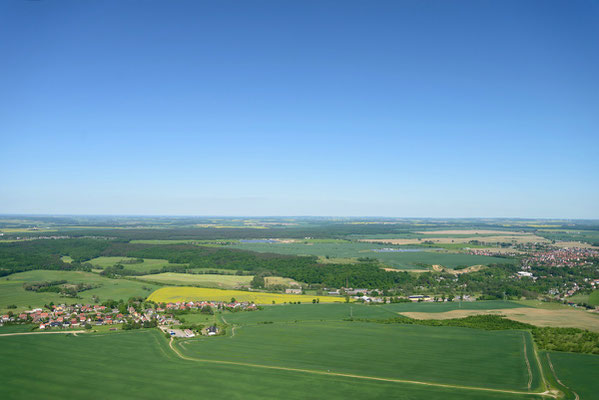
[{"left": 0, "top": 213, "right": 597, "bottom": 221}]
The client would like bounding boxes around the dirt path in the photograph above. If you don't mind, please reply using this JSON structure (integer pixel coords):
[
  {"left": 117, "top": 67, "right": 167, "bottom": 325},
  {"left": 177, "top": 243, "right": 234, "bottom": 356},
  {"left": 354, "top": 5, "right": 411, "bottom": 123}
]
[
  {"left": 522, "top": 334, "right": 533, "bottom": 390},
  {"left": 546, "top": 353, "right": 579, "bottom": 400},
  {"left": 0, "top": 330, "right": 86, "bottom": 337},
  {"left": 167, "top": 338, "right": 558, "bottom": 397}
]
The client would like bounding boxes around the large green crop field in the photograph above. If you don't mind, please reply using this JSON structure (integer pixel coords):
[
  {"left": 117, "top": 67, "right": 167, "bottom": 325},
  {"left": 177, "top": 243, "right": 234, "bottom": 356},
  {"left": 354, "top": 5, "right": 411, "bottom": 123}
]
[
  {"left": 178, "top": 321, "right": 540, "bottom": 392},
  {"left": 0, "top": 270, "right": 159, "bottom": 313},
  {"left": 544, "top": 351, "right": 599, "bottom": 400},
  {"left": 0, "top": 328, "right": 540, "bottom": 400},
  {"left": 226, "top": 240, "right": 513, "bottom": 269}
]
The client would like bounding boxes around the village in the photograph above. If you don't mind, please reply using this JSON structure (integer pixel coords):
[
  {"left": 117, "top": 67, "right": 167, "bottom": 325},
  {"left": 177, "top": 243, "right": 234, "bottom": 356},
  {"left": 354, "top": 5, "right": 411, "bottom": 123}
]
[{"left": 0, "top": 300, "right": 258, "bottom": 332}]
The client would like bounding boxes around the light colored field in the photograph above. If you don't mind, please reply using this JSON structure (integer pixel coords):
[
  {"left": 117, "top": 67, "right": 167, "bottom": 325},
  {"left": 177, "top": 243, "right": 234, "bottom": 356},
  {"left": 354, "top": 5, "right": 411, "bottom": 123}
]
[
  {"left": 60, "top": 256, "right": 73, "bottom": 263},
  {"left": 135, "top": 273, "right": 253, "bottom": 289},
  {"left": 147, "top": 287, "right": 346, "bottom": 304},
  {"left": 400, "top": 308, "right": 599, "bottom": 332},
  {"left": 416, "top": 230, "right": 527, "bottom": 235},
  {"left": 362, "top": 234, "right": 549, "bottom": 245},
  {"left": 264, "top": 276, "right": 299, "bottom": 287}
]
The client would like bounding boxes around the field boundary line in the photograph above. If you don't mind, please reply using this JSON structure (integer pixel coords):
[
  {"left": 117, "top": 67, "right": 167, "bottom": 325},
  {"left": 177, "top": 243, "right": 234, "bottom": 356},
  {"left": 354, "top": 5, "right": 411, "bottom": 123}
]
[
  {"left": 0, "top": 330, "right": 86, "bottom": 337},
  {"left": 545, "top": 354, "right": 579, "bottom": 400},
  {"left": 168, "top": 338, "right": 557, "bottom": 397}
]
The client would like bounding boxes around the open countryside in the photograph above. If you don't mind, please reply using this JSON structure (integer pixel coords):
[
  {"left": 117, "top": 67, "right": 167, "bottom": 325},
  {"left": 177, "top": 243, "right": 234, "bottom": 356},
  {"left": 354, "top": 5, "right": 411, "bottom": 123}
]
[{"left": 2, "top": 1, "right": 599, "bottom": 399}]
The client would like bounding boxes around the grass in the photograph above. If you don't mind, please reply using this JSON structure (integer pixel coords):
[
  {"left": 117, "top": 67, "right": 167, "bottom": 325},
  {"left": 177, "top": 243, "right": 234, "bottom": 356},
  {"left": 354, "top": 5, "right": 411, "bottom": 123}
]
[
  {"left": 147, "top": 287, "right": 346, "bottom": 304},
  {"left": 179, "top": 321, "right": 540, "bottom": 392},
  {"left": 0, "top": 329, "right": 539, "bottom": 400},
  {"left": 88, "top": 256, "right": 188, "bottom": 273},
  {"left": 226, "top": 240, "right": 514, "bottom": 269},
  {"left": 0, "top": 270, "right": 159, "bottom": 313},
  {"left": 134, "top": 272, "right": 253, "bottom": 289},
  {"left": 544, "top": 351, "right": 599, "bottom": 400},
  {"left": 589, "top": 290, "right": 599, "bottom": 306}
]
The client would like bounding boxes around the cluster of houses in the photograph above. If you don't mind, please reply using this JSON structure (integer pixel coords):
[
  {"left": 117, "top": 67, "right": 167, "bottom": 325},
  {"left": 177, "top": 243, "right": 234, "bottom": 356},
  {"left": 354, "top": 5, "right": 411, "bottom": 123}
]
[
  {"left": 1, "top": 304, "right": 157, "bottom": 329},
  {"left": 1, "top": 300, "right": 258, "bottom": 330},
  {"left": 160, "top": 300, "right": 257, "bottom": 312},
  {"left": 522, "top": 247, "right": 599, "bottom": 268}
]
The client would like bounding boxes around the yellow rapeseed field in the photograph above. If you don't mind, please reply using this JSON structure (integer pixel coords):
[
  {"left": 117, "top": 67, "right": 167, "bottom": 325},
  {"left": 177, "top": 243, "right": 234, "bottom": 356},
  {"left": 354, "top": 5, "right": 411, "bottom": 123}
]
[{"left": 147, "top": 286, "right": 346, "bottom": 304}]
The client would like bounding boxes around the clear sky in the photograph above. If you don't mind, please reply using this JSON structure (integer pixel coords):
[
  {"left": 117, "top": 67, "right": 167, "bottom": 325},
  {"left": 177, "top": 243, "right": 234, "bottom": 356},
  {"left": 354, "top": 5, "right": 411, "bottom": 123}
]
[{"left": 1, "top": 0, "right": 598, "bottom": 218}]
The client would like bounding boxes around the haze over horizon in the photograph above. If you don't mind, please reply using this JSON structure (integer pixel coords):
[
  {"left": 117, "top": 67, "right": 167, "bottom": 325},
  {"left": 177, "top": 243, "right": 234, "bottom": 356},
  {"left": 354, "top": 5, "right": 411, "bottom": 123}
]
[{"left": 1, "top": 1, "right": 598, "bottom": 218}]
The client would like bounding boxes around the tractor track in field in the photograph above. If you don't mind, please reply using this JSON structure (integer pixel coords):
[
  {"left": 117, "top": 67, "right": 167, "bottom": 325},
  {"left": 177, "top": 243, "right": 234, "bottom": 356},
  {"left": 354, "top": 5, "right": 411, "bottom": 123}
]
[
  {"left": 168, "top": 337, "right": 558, "bottom": 398},
  {"left": 546, "top": 353, "right": 579, "bottom": 400},
  {"left": 523, "top": 334, "right": 533, "bottom": 390}
]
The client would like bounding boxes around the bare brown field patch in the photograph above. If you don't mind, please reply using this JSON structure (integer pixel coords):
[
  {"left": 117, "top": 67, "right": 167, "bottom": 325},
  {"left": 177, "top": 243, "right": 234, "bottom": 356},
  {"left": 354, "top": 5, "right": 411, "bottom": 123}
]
[
  {"left": 416, "top": 230, "right": 527, "bottom": 235},
  {"left": 400, "top": 308, "right": 599, "bottom": 332}
]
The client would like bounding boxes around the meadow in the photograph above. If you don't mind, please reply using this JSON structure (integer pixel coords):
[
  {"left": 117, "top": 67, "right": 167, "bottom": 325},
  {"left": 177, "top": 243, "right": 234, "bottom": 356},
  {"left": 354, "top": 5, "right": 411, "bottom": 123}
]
[
  {"left": 226, "top": 240, "right": 513, "bottom": 269},
  {"left": 88, "top": 256, "right": 188, "bottom": 273},
  {"left": 134, "top": 272, "right": 253, "bottom": 289},
  {"left": 0, "top": 270, "right": 159, "bottom": 312},
  {"left": 148, "top": 287, "right": 346, "bottom": 304},
  {"left": 0, "top": 329, "right": 540, "bottom": 400}
]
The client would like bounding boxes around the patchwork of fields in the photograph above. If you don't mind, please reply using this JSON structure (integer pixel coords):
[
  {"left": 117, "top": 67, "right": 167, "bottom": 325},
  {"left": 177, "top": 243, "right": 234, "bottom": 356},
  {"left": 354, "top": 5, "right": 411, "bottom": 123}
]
[
  {"left": 0, "top": 270, "right": 159, "bottom": 313},
  {"left": 225, "top": 240, "right": 513, "bottom": 269}
]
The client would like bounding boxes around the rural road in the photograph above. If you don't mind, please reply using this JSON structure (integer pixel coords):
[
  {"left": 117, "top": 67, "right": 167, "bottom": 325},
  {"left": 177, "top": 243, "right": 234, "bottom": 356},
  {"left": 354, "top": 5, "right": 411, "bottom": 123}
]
[
  {"left": 0, "top": 330, "right": 86, "bottom": 337},
  {"left": 168, "top": 338, "right": 559, "bottom": 398}
]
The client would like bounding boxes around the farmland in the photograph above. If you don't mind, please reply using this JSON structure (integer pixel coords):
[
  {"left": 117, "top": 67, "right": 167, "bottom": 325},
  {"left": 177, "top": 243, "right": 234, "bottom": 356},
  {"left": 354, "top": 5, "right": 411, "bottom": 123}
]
[
  {"left": 134, "top": 272, "right": 253, "bottom": 289},
  {"left": 88, "top": 256, "right": 188, "bottom": 273},
  {"left": 178, "top": 321, "right": 540, "bottom": 392},
  {"left": 0, "top": 270, "right": 158, "bottom": 313},
  {"left": 399, "top": 307, "right": 599, "bottom": 332},
  {"left": 226, "top": 240, "right": 513, "bottom": 269},
  {"left": 220, "top": 301, "right": 526, "bottom": 325},
  {"left": 0, "top": 329, "right": 541, "bottom": 400},
  {"left": 544, "top": 351, "right": 599, "bottom": 400},
  {"left": 148, "top": 287, "right": 346, "bottom": 304}
]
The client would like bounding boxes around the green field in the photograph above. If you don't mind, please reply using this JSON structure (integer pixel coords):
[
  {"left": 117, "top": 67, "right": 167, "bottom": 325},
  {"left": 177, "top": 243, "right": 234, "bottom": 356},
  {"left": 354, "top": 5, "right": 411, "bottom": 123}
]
[
  {"left": 180, "top": 321, "right": 540, "bottom": 392},
  {"left": 135, "top": 272, "right": 253, "bottom": 289},
  {"left": 226, "top": 240, "right": 513, "bottom": 269},
  {"left": 88, "top": 256, "right": 188, "bottom": 273},
  {"left": 0, "top": 270, "right": 159, "bottom": 312},
  {"left": 222, "top": 301, "right": 527, "bottom": 325},
  {"left": 0, "top": 329, "right": 539, "bottom": 400},
  {"left": 544, "top": 351, "right": 599, "bottom": 400}
]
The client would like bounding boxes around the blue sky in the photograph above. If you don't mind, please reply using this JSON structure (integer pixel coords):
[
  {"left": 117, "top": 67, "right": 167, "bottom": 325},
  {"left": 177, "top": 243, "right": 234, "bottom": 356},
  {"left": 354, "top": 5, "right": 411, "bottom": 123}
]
[{"left": 1, "top": 0, "right": 598, "bottom": 218}]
